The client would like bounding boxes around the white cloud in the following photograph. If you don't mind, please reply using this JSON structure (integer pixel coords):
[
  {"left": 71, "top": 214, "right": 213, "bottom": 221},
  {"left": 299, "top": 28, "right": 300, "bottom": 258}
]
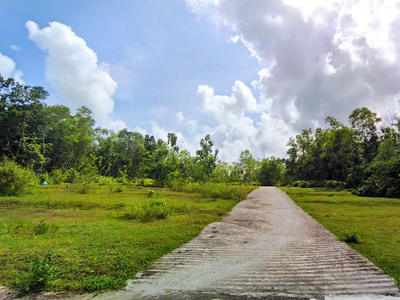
[
  {"left": 0, "top": 52, "right": 23, "bottom": 82},
  {"left": 176, "top": 111, "right": 185, "bottom": 122},
  {"left": 176, "top": 111, "right": 199, "bottom": 133},
  {"left": 10, "top": 45, "right": 20, "bottom": 51},
  {"left": 195, "top": 80, "right": 295, "bottom": 161},
  {"left": 26, "top": 21, "right": 126, "bottom": 129},
  {"left": 198, "top": 80, "right": 257, "bottom": 123},
  {"left": 186, "top": 0, "right": 400, "bottom": 159}
]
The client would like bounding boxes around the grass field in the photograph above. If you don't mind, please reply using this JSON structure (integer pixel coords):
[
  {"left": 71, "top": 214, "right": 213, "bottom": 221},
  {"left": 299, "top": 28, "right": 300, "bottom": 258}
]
[
  {"left": 281, "top": 187, "right": 400, "bottom": 287},
  {"left": 0, "top": 184, "right": 255, "bottom": 293}
]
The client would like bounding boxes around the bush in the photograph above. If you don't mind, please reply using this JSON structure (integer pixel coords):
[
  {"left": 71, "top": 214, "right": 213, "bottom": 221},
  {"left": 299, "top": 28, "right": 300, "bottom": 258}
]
[
  {"left": 116, "top": 170, "right": 129, "bottom": 185},
  {"left": 147, "top": 190, "right": 155, "bottom": 198},
  {"left": 292, "top": 180, "right": 309, "bottom": 188},
  {"left": 0, "top": 160, "right": 36, "bottom": 196},
  {"left": 324, "top": 180, "right": 346, "bottom": 189},
  {"left": 343, "top": 229, "right": 361, "bottom": 244},
  {"left": 123, "top": 199, "right": 171, "bottom": 222},
  {"left": 13, "top": 256, "right": 55, "bottom": 293},
  {"left": 98, "top": 176, "right": 116, "bottom": 186},
  {"left": 73, "top": 183, "right": 93, "bottom": 194},
  {"left": 38, "top": 173, "right": 50, "bottom": 185},
  {"left": 110, "top": 184, "right": 125, "bottom": 193},
  {"left": 50, "top": 168, "right": 67, "bottom": 184}
]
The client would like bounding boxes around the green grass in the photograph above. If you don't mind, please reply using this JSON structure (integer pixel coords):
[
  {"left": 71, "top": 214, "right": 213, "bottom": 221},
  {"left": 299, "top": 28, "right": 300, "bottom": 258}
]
[
  {"left": 0, "top": 184, "right": 254, "bottom": 293},
  {"left": 281, "top": 187, "right": 400, "bottom": 287}
]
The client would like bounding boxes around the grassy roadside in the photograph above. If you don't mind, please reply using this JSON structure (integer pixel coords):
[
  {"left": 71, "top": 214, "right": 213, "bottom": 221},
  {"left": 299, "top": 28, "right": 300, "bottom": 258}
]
[
  {"left": 281, "top": 187, "right": 400, "bottom": 287},
  {"left": 0, "top": 184, "right": 255, "bottom": 293}
]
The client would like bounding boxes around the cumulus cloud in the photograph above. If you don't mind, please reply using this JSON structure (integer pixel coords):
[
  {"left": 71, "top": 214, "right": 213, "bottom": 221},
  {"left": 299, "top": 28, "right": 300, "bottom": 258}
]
[
  {"left": 10, "top": 45, "right": 20, "bottom": 51},
  {"left": 176, "top": 111, "right": 199, "bottom": 133},
  {"left": 0, "top": 52, "right": 23, "bottom": 82},
  {"left": 195, "top": 80, "right": 296, "bottom": 161},
  {"left": 186, "top": 0, "right": 400, "bottom": 159},
  {"left": 26, "top": 21, "right": 126, "bottom": 129}
]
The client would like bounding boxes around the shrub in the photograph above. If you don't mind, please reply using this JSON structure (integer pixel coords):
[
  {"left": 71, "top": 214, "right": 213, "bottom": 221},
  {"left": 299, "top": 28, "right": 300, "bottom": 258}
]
[
  {"left": 13, "top": 256, "right": 55, "bottom": 293},
  {"left": 123, "top": 199, "right": 171, "bottom": 222},
  {"left": 147, "top": 190, "right": 155, "bottom": 198},
  {"left": 73, "top": 183, "right": 93, "bottom": 194},
  {"left": 110, "top": 184, "right": 125, "bottom": 193},
  {"left": 292, "top": 180, "right": 309, "bottom": 188},
  {"left": 38, "top": 173, "right": 50, "bottom": 185},
  {"left": 116, "top": 170, "right": 129, "bottom": 185},
  {"left": 50, "top": 168, "right": 67, "bottom": 184},
  {"left": 65, "top": 168, "right": 79, "bottom": 183},
  {"left": 324, "top": 180, "right": 346, "bottom": 189},
  {"left": 343, "top": 229, "right": 361, "bottom": 244},
  {"left": 98, "top": 176, "right": 116, "bottom": 186},
  {"left": 0, "top": 160, "right": 36, "bottom": 196}
]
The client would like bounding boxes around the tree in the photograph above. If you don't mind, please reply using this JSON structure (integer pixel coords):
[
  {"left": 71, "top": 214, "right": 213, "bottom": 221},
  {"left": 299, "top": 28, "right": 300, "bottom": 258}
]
[
  {"left": 238, "top": 150, "right": 259, "bottom": 183},
  {"left": 194, "top": 134, "right": 219, "bottom": 181},
  {"left": 259, "top": 157, "right": 285, "bottom": 186}
]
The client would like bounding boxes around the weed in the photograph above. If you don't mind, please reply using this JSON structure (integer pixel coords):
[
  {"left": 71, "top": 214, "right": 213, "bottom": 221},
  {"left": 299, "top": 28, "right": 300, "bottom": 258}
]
[
  {"left": 13, "top": 256, "right": 55, "bottom": 293},
  {"left": 123, "top": 199, "right": 171, "bottom": 222},
  {"left": 33, "top": 221, "right": 50, "bottom": 235},
  {"left": 73, "top": 183, "right": 93, "bottom": 194},
  {"left": 147, "top": 190, "right": 155, "bottom": 198},
  {"left": 343, "top": 229, "right": 361, "bottom": 244},
  {"left": 32, "top": 221, "right": 58, "bottom": 235},
  {"left": 110, "top": 185, "right": 125, "bottom": 193}
]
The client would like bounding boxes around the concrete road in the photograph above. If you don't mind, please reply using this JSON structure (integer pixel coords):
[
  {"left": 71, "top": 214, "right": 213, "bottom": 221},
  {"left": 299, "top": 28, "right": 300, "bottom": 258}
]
[{"left": 94, "top": 187, "right": 399, "bottom": 299}]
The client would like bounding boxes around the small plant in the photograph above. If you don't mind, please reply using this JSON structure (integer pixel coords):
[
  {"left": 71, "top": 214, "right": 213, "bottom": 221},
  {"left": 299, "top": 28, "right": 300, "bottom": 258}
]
[
  {"left": 343, "top": 229, "right": 361, "bottom": 244},
  {"left": 13, "top": 256, "right": 55, "bottom": 293},
  {"left": 33, "top": 221, "right": 50, "bottom": 235},
  {"left": 147, "top": 190, "right": 155, "bottom": 198}
]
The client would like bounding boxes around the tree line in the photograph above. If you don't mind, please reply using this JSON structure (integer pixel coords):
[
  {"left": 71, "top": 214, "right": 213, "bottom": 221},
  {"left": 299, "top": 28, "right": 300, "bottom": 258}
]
[{"left": 1, "top": 75, "right": 399, "bottom": 197}]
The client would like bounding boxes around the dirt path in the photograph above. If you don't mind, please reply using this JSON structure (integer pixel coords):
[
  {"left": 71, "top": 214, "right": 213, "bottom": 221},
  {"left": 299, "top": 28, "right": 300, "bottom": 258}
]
[{"left": 20, "top": 187, "right": 400, "bottom": 300}]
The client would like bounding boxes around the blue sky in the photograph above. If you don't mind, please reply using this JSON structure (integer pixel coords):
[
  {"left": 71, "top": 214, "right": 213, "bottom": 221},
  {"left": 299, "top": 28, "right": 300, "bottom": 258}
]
[
  {"left": 1, "top": 0, "right": 399, "bottom": 161},
  {"left": 0, "top": 0, "right": 259, "bottom": 137}
]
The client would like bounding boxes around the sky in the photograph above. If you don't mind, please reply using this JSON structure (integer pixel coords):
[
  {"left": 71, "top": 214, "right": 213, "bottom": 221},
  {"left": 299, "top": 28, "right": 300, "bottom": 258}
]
[{"left": 1, "top": 0, "right": 400, "bottom": 162}]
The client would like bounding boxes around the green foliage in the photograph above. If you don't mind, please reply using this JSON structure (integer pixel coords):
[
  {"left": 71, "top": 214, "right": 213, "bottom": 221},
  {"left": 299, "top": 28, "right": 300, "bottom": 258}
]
[
  {"left": 0, "top": 184, "right": 254, "bottom": 293},
  {"left": 292, "top": 180, "right": 309, "bottom": 188},
  {"left": 50, "top": 168, "right": 67, "bottom": 184},
  {"left": 73, "top": 182, "right": 93, "bottom": 194},
  {"left": 169, "top": 180, "right": 250, "bottom": 200},
  {"left": 343, "top": 229, "right": 361, "bottom": 244},
  {"left": 147, "top": 190, "right": 155, "bottom": 198},
  {"left": 323, "top": 180, "right": 346, "bottom": 189},
  {"left": 116, "top": 169, "right": 129, "bottom": 185},
  {"left": 33, "top": 220, "right": 50, "bottom": 235},
  {"left": 0, "top": 160, "right": 36, "bottom": 196},
  {"left": 109, "top": 184, "right": 125, "bottom": 193},
  {"left": 123, "top": 199, "right": 171, "bottom": 222},
  {"left": 259, "top": 157, "right": 284, "bottom": 186},
  {"left": 13, "top": 256, "right": 55, "bottom": 293},
  {"left": 38, "top": 173, "right": 50, "bottom": 184}
]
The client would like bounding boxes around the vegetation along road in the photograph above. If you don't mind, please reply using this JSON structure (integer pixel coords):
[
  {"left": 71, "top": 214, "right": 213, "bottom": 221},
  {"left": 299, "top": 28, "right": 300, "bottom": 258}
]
[{"left": 94, "top": 187, "right": 399, "bottom": 299}]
